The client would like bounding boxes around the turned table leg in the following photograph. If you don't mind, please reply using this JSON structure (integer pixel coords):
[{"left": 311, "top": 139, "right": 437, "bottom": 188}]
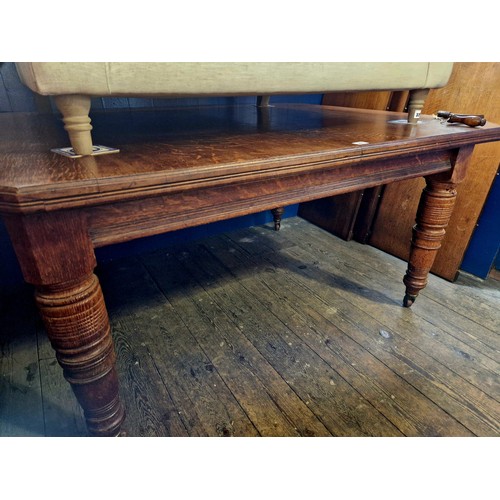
[
  {"left": 402, "top": 177, "right": 458, "bottom": 306},
  {"left": 2, "top": 212, "right": 125, "bottom": 436},
  {"left": 403, "top": 146, "right": 474, "bottom": 307},
  {"left": 271, "top": 207, "right": 285, "bottom": 231},
  {"left": 35, "top": 274, "right": 124, "bottom": 436}
]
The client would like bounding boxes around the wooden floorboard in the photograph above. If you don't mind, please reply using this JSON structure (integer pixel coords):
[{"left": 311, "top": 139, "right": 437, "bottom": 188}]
[
  {"left": 1, "top": 217, "right": 498, "bottom": 436},
  {"left": 203, "top": 234, "right": 473, "bottom": 436},
  {"left": 235, "top": 225, "right": 497, "bottom": 435}
]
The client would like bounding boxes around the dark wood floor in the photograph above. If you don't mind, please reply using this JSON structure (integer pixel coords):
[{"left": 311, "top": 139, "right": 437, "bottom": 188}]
[{"left": 1, "top": 217, "right": 499, "bottom": 437}]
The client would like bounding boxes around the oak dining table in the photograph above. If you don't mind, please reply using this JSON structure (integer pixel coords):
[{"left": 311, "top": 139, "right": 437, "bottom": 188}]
[{"left": 1, "top": 103, "right": 499, "bottom": 436}]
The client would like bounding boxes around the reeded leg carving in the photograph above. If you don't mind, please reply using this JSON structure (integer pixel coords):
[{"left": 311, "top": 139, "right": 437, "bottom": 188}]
[
  {"left": 407, "top": 88, "right": 429, "bottom": 124},
  {"left": 403, "top": 177, "right": 458, "bottom": 306},
  {"left": 4, "top": 208, "right": 131, "bottom": 437},
  {"left": 35, "top": 273, "right": 125, "bottom": 436},
  {"left": 271, "top": 207, "right": 285, "bottom": 231},
  {"left": 55, "top": 94, "right": 94, "bottom": 155}
]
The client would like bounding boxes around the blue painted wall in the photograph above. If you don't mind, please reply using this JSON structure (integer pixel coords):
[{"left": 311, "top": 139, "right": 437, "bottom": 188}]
[{"left": 460, "top": 169, "right": 500, "bottom": 278}]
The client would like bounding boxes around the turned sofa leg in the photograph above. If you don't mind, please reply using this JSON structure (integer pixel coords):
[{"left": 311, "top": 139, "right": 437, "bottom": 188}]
[
  {"left": 407, "top": 89, "right": 429, "bottom": 124},
  {"left": 55, "top": 94, "right": 94, "bottom": 155},
  {"left": 257, "top": 95, "right": 271, "bottom": 107}
]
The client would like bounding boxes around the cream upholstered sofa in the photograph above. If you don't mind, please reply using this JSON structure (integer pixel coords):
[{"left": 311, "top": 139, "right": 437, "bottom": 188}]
[{"left": 15, "top": 62, "right": 454, "bottom": 156}]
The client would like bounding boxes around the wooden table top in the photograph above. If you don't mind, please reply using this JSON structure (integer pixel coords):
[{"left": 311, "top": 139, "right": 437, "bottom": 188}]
[{"left": 1, "top": 104, "right": 499, "bottom": 213}]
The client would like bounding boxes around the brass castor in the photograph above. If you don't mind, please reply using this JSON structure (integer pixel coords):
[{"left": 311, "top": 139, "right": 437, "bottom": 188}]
[{"left": 403, "top": 293, "right": 417, "bottom": 308}]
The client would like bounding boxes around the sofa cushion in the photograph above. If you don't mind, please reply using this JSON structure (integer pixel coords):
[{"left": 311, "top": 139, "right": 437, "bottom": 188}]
[{"left": 16, "top": 62, "right": 454, "bottom": 97}]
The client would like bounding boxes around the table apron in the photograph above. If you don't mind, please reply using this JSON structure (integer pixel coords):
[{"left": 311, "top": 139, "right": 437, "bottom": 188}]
[{"left": 87, "top": 150, "right": 453, "bottom": 248}]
